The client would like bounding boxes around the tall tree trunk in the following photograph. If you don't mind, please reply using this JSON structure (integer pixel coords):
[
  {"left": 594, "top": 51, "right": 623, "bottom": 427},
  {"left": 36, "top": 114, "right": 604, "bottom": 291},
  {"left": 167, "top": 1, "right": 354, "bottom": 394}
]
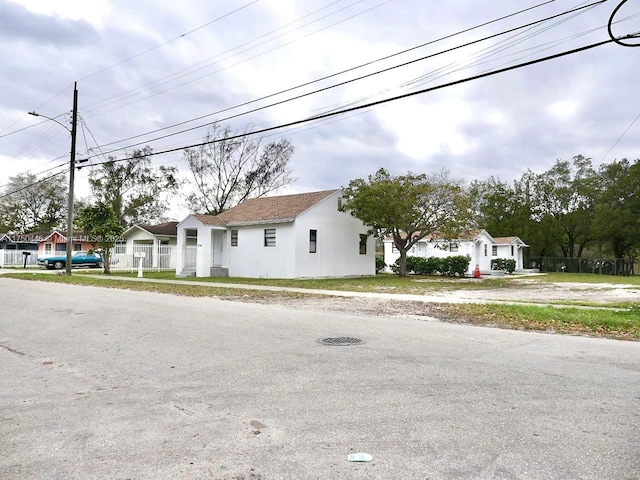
[{"left": 398, "top": 249, "right": 408, "bottom": 277}]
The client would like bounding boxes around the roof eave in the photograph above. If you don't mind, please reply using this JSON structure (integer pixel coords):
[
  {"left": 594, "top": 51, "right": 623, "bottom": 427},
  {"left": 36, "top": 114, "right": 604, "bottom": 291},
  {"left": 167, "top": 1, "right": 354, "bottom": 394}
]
[{"left": 226, "top": 218, "right": 296, "bottom": 227}]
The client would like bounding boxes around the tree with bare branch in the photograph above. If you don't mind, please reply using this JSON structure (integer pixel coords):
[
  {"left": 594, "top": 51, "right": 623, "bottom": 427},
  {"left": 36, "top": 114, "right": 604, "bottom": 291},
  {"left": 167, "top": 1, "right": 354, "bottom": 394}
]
[{"left": 184, "top": 124, "right": 295, "bottom": 215}]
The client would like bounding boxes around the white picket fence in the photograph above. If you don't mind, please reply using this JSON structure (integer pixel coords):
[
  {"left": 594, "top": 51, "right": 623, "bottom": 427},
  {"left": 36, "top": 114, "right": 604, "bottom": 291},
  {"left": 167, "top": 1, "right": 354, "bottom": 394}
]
[
  {"left": 0, "top": 249, "right": 39, "bottom": 268},
  {"left": 1, "top": 245, "right": 178, "bottom": 271},
  {"left": 111, "top": 244, "right": 176, "bottom": 271}
]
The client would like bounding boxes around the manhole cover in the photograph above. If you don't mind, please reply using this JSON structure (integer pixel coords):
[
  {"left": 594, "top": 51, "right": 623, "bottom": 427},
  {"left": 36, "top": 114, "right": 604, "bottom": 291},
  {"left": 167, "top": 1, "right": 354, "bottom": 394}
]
[{"left": 317, "top": 337, "right": 364, "bottom": 346}]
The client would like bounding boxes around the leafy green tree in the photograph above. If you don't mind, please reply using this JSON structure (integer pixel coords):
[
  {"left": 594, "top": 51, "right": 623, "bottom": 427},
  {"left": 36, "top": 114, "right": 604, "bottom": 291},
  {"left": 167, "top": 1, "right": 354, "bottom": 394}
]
[
  {"left": 88, "top": 146, "right": 180, "bottom": 227},
  {"left": 341, "top": 168, "right": 471, "bottom": 276},
  {"left": 184, "top": 123, "right": 295, "bottom": 215},
  {"left": 592, "top": 158, "right": 640, "bottom": 273},
  {"left": 469, "top": 173, "right": 539, "bottom": 258},
  {"left": 76, "top": 202, "right": 124, "bottom": 274},
  {"left": 469, "top": 175, "right": 524, "bottom": 234},
  {"left": 0, "top": 172, "right": 67, "bottom": 234},
  {"left": 533, "top": 155, "right": 597, "bottom": 258}
]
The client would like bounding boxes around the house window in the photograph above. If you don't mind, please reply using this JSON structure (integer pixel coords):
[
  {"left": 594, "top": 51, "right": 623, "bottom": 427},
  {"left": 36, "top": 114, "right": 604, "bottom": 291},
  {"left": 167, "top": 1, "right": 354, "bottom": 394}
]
[
  {"left": 231, "top": 229, "right": 238, "bottom": 247},
  {"left": 391, "top": 243, "right": 398, "bottom": 253},
  {"left": 114, "top": 242, "right": 126, "bottom": 254},
  {"left": 492, "top": 245, "right": 498, "bottom": 256},
  {"left": 44, "top": 243, "right": 52, "bottom": 254},
  {"left": 484, "top": 244, "right": 487, "bottom": 256},
  {"left": 511, "top": 245, "right": 514, "bottom": 256},
  {"left": 449, "top": 242, "right": 458, "bottom": 252},
  {"left": 264, "top": 228, "right": 276, "bottom": 247},
  {"left": 309, "top": 229, "right": 317, "bottom": 253},
  {"left": 73, "top": 243, "right": 82, "bottom": 251},
  {"left": 359, "top": 234, "right": 367, "bottom": 255}
]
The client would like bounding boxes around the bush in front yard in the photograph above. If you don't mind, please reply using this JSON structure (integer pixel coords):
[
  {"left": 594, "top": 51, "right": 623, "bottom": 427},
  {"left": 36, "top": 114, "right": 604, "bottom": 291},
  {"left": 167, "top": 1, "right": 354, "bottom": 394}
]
[
  {"left": 391, "top": 255, "right": 470, "bottom": 276},
  {"left": 444, "top": 255, "right": 471, "bottom": 277},
  {"left": 492, "top": 258, "right": 516, "bottom": 273}
]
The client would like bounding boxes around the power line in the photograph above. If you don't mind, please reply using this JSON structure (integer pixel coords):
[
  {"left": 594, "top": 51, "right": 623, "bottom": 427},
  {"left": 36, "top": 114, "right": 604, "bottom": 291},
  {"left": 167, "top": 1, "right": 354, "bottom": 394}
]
[
  {"left": 0, "top": 169, "right": 68, "bottom": 200},
  {"left": 0, "top": 2, "right": 261, "bottom": 141},
  {"left": 608, "top": 0, "right": 640, "bottom": 46},
  {"left": 82, "top": 0, "right": 392, "bottom": 118},
  {"left": 79, "top": 0, "right": 349, "bottom": 114},
  {"left": 86, "top": 36, "right": 617, "bottom": 170},
  {"left": 600, "top": 111, "right": 640, "bottom": 162},
  {"left": 86, "top": 0, "right": 601, "bottom": 159},
  {"left": 77, "top": 0, "right": 261, "bottom": 83}
]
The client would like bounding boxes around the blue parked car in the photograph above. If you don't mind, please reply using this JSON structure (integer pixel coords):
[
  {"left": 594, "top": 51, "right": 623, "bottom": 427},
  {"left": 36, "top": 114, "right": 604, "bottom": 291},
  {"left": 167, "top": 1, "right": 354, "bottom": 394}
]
[{"left": 37, "top": 250, "right": 103, "bottom": 270}]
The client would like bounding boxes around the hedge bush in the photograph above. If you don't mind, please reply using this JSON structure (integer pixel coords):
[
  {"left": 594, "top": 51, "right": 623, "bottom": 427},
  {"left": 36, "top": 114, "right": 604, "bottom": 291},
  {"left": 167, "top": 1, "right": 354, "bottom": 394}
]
[
  {"left": 392, "top": 255, "right": 471, "bottom": 276},
  {"left": 491, "top": 258, "right": 516, "bottom": 273}
]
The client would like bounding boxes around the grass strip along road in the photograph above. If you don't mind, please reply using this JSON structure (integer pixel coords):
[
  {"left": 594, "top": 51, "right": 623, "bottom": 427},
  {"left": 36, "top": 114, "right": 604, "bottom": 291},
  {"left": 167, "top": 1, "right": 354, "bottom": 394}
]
[{"left": 3, "top": 271, "right": 639, "bottom": 341}]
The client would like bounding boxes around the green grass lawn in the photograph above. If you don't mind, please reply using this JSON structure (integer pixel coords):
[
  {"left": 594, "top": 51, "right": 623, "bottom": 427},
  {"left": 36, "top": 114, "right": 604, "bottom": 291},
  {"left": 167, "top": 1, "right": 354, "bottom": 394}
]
[
  {"left": 524, "top": 272, "right": 640, "bottom": 285},
  {"left": 447, "top": 303, "right": 640, "bottom": 341},
  {"left": 107, "top": 270, "right": 517, "bottom": 293},
  {"left": 4, "top": 271, "right": 639, "bottom": 341}
]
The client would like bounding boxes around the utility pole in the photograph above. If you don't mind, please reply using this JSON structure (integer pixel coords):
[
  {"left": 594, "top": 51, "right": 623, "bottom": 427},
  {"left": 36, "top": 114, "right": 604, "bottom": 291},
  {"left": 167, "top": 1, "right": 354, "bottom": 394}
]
[
  {"left": 28, "top": 82, "right": 79, "bottom": 275},
  {"left": 28, "top": 82, "right": 78, "bottom": 275},
  {"left": 66, "top": 82, "right": 78, "bottom": 276}
]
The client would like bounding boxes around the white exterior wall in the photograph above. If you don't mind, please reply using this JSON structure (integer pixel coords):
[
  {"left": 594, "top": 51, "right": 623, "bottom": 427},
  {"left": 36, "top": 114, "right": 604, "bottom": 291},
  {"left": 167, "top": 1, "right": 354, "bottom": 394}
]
[
  {"left": 293, "top": 193, "right": 375, "bottom": 277},
  {"left": 474, "top": 231, "right": 494, "bottom": 273},
  {"left": 383, "top": 231, "right": 495, "bottom": 275},
  {"left": 495, "top": 243, "right": 525, "bottom": 269},
  {"left": 228, "top": 223, "right": 296, "bottom": 278},
  {"left": 126, "top": 228, "right": 153, "bottom": 247},
  {"left": 384, "top": 239, "right": 477, "bottom": 275},
  {"left": 177, "top": 192, "right": 376, "bottom": 279},
  {"left": 176, "top": 216, "right": 218, "bottom": 277}
]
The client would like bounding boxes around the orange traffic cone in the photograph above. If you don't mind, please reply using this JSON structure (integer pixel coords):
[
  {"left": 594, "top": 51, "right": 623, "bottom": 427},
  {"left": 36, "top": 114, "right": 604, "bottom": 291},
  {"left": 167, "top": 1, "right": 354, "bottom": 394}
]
[{"left": 474, "top": 264, "right": 481, "bottom": 279}]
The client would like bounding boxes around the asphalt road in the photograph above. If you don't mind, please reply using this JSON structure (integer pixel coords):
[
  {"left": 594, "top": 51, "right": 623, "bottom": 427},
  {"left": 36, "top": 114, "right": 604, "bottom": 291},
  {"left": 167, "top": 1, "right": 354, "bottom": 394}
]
[{"left": 1, "top": 278, "right": 639, "bottom": 479}]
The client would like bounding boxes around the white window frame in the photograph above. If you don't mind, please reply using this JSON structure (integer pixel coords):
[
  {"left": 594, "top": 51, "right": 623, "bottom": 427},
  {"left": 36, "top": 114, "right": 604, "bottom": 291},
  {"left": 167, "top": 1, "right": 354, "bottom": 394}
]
[
  {"left": 359, "top": 234, "right": 367, "bottom": 255},
  {"left": 309, "top": 229, "right": 317, "bottom": 253},
  {"left": 264, "top": 228, "right": 276, "bottom": 247}
]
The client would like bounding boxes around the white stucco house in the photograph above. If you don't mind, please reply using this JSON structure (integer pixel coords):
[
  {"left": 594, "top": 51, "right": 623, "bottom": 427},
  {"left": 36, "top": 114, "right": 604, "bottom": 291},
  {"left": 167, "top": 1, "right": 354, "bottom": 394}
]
[
  {"left": 116, "top": 222, "right": 178, "bottom": 269},
  {"left": 175, "top": 189, "right": 375, "bottom": 278},
  {"left": 383, "top": 229, "right": 528, "bottom": 275}
]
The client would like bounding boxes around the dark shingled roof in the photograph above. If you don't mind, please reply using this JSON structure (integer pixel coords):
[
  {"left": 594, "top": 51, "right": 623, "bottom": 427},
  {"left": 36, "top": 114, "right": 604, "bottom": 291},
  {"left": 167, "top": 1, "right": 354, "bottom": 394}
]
[
  {"left": 194, "top": 190, "right": 340, "bottom": 226},
  {"left": 138, "top": 221, "right": 178, "bottom": 236}
]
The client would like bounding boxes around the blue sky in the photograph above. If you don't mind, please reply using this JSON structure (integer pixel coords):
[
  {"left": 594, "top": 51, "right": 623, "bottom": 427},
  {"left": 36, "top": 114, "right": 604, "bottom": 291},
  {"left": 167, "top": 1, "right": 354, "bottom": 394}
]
[{"left": 1, "top": 0, "right": 639, "bottom": 219}]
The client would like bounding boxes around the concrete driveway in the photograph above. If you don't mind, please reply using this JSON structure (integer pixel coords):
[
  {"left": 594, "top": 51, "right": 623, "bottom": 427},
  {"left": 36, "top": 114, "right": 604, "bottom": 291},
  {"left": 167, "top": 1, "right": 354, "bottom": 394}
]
[{"left": 1, "top": 278, "right": 639, "bottom": 479}]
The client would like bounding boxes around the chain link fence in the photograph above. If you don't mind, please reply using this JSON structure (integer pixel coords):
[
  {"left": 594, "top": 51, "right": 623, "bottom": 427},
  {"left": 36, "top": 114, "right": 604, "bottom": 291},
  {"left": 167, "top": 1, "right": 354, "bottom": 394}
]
[{"left": 527, "top": 257, "right": 638, "bottom": 276}]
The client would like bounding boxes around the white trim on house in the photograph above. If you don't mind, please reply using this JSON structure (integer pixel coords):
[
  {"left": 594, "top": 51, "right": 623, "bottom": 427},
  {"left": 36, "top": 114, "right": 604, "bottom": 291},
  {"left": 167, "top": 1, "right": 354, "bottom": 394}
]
[
  {"left": 175, "top": 190, "right": 375, "bottom": 278},
  {"left": 120, "top": 222, "right": 178, "bottom": 269},
  {"left": 383, "top": 230, "right": 528, "bottom": 275}
]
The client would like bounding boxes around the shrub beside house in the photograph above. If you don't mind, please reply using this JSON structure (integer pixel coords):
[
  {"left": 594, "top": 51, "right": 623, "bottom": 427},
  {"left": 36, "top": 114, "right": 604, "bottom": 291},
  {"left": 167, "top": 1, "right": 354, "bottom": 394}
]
[{"left": 383, "top": 230, "right": 528, "bottom": 276}]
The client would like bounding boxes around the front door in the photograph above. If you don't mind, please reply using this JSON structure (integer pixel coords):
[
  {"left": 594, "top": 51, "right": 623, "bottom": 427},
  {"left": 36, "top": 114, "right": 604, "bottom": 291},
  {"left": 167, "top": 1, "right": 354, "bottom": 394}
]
[{"left": 212, "top": 230, "right": 223, "bottom": 267}]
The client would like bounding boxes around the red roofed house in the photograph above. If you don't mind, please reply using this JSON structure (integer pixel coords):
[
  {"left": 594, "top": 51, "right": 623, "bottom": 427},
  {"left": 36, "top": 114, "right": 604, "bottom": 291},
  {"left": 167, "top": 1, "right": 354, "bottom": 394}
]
[
  {"left": 176, "top": 189, "right": 375, "bottom": 278},
  {"left": 37, "top": 230, "right": 94, "bottom": 257}
]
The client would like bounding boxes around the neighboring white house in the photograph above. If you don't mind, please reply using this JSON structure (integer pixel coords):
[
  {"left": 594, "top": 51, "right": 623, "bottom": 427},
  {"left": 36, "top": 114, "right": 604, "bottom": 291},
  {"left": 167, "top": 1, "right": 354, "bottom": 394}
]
[
  {"left": 115, "top": 222, "right": 178, "bottom": 269},
  {"left": 175, "top": 189, "right": 375, "bottom": 278},
  {"left": 383, "top": 230, "right": 528, "bottom": 275},
  {"left": 493, "top": 236, "right": 529, "bottom": 269}
]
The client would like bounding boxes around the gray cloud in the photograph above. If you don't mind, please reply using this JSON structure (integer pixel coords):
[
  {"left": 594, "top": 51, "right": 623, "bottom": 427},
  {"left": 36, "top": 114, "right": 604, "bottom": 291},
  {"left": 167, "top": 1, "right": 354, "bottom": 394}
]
[{"left": 1, "top": 0, "right": 639, "bottom": 218}]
